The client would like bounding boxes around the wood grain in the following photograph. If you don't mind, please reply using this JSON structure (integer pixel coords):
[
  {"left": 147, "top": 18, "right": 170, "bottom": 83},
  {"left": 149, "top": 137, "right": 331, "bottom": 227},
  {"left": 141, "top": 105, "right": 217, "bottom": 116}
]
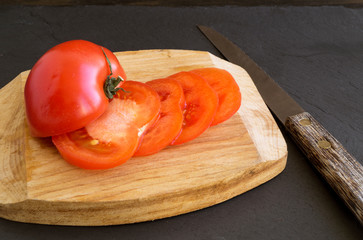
[
  {"left": 285, "top": 112, "right": 363, "bottom": 225},
  {"left": 0, "top": 49, "right": 287, "bottom": 226},
  {"left": 0, "top": 73, "right": 27, "bottom": 204}
]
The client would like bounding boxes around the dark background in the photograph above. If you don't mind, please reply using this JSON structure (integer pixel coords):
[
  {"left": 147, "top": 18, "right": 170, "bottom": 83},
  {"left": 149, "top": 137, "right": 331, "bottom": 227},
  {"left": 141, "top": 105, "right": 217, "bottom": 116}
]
[
  {"left": 2, "top": 0, "right": 363, "bottom": 7},
  {"left": 1, "top": 2, "right": 362, "bottom": 239}
]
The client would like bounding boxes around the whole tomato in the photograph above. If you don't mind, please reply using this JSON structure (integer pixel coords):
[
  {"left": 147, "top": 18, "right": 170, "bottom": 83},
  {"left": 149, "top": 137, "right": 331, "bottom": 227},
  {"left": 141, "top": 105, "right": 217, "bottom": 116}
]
[{"left": 24, "top": 40, "right": 127, "bottom": 137}]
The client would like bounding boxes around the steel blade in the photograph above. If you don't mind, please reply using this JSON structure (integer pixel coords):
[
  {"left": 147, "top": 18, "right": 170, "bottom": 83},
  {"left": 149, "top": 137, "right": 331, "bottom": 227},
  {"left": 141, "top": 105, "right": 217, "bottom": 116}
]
[{"left": 197, "top": 25, "right": 304, "bottom": 123}]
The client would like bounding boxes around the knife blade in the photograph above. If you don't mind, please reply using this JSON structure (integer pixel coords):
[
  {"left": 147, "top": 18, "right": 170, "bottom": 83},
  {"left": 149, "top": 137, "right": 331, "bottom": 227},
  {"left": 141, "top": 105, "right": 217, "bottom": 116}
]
[{"left": 197, "top": 25, "right": 363, "bottom": 225}]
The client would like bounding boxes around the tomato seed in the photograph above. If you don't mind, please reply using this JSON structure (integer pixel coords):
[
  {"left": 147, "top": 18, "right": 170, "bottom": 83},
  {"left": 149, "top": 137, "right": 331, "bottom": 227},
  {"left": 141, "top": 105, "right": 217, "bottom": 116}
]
[{"left": 90, "top": 139, "right": 99, "bottom": 145}]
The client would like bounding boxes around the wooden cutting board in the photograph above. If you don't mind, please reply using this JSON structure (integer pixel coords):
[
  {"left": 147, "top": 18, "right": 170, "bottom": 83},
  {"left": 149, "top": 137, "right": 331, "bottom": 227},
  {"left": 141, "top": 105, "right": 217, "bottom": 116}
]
[{"left": 0, "top": 49, "right": 287, "bottom": 226}]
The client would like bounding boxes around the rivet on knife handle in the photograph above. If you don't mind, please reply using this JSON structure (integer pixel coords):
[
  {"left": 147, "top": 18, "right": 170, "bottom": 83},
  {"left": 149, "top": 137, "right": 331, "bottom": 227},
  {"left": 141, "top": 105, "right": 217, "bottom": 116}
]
[{"left": 285, "top": 112, "right": 363, "bottom": 224}]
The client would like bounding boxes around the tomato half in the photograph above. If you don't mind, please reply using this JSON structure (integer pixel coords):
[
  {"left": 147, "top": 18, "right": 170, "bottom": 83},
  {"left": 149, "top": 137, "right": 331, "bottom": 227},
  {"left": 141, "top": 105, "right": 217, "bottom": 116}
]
[
  {"left": 134, "top": 78, "right": 185, "bottom": 156},
  {"left": 190, "top": 68, "right": 241, "bottom": 126},
  {"left": 25, "top": 40, "right": 127, "bottom": 137},
  {"left": 168, "top": 71, "right": 218, "bottom": 145},
  {"left": 52, "top": 81, "right": 161, "bottom": 169}
]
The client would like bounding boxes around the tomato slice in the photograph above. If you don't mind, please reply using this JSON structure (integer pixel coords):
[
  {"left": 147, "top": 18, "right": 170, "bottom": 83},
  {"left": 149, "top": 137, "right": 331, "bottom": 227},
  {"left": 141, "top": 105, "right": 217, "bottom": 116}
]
[
  {"left": 51, "top": 127, "right": 139, "bottom": 170},
  {"left": 52, "top": 81, "right": 161, "bottom": 169},
  {"left": 190, "top": 68, "right": 241, "bottom": 126},
  {"left": 134, "top": 78, "right": 185, "bottom": 156},
  {"left": 114, "top": 81, "right": 161, "bottom": 128},
  {"left": 167, "top": 71, "right": 218, "bottom": 145}
]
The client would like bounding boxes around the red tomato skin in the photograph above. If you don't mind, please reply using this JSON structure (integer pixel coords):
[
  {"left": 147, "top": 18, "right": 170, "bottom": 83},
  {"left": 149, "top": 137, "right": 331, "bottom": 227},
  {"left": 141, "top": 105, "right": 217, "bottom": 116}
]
[
  {"left": 168, "top": 71, "right": 218, "bottom": 145},
  {"left": 190, "top": 68, "right": 241, "bottom": 126},
  {"left": 134, "top": 78, "right": 185, "bottom": 156},
  {"left": 25, "top": 40, "right": 126, "bottom": 137},
  {"left": 115, "top": 81, "right": 162, "bottom": 128},
  {"left": 52, "top": 81, "right": 161, "bottom": 170},
  {"left": 52, "top": 127, "right": 140, "bottom": 170}
]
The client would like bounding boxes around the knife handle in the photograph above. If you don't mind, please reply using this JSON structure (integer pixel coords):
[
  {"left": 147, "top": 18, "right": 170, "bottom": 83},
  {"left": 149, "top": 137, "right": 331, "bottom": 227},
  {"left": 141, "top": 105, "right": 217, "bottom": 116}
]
[{"left": 285, "top": 112, "right": 363, "bottom": 225}]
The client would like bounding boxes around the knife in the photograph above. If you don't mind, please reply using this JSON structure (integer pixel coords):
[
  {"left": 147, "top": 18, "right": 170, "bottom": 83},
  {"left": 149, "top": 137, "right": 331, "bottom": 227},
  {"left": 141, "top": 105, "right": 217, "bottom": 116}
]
[{"left": 197, "top": 25, "right": 363, "bottom": 225}]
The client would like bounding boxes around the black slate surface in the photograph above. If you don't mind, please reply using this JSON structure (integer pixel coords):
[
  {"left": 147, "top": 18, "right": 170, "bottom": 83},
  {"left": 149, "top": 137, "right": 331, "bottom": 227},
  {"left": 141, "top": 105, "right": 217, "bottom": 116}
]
[{"left": 0, "top": 5, "right": 362, "bottom": 239}]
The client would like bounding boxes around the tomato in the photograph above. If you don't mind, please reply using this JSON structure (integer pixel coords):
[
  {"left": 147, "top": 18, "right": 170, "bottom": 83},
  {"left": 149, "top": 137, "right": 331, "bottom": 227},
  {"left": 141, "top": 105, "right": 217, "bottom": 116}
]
[
  {"left": 52, "top": 81, "right": 161, "bottom": 169},
  {"left": 25, "top": 40, "right": 127, "bottom": 137},
  {"left": 134, "top": 78, "right": 185, "bottom": 156},
  {"left": 51, "top": 127, "right": 139, "bottom": 170},
  {"left": 167, "top": 71, "right": 218, "bottom": 145},
  {"left": 190, "top": 68, "right": 241, "bottom": 126}
]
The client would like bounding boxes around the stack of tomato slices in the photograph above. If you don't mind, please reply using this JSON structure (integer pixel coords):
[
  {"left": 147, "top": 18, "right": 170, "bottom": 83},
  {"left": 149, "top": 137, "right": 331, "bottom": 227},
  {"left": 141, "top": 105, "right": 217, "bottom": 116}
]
[{"left": 25, "top": 40, "right": 241, "bottom": 170}]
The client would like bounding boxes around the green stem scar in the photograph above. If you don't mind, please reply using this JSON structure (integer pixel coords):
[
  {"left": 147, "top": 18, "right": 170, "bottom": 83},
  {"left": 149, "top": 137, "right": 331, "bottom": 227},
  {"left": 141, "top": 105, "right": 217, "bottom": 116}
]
[{"left": 101, "top": 47, "right": 125, "bottom": 99}]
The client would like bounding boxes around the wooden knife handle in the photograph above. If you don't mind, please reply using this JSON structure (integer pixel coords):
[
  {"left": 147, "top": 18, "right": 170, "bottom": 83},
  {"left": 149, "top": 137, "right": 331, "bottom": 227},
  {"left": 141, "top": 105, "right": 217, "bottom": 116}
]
[{"left": 285, "top": 112, "right": 363, "bottom": 225}]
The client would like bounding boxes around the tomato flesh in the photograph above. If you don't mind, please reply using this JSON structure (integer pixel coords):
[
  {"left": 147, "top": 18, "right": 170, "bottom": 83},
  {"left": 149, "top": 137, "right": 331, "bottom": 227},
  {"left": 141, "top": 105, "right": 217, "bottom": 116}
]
[
  {"left": 115, "top": 81, "right": 161, "bottom": 128},
  {"left": 52, "top": 127, "right": 139, "bottom": 170},
  {"left": 25, "top": 40, "right": 126, "bottom": 137},
  {"left": 134, "top": 78, "right": 185, "bottom": 156},
  {"left": 52, "top": 81, "right": 161, "bottom": 169},
  {"left": 190, "top": 68, "right": 241, "bottom": 126},
  {"left": 168, "top": 71, "right": 218, "bottom": 145}
]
